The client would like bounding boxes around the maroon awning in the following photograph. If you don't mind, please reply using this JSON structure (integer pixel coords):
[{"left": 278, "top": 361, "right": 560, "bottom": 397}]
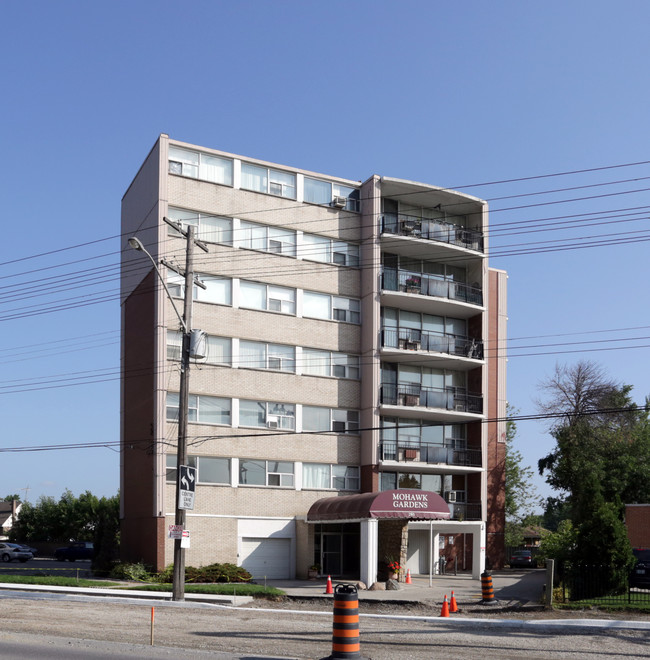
[{"left": 307, "top": 489, "right": 450, "bottom": 522}]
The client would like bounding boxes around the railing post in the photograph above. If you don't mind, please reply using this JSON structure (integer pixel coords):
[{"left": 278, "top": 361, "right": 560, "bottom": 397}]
[{"left": 545, "top": 559, "right": 555, "bottom": 609}]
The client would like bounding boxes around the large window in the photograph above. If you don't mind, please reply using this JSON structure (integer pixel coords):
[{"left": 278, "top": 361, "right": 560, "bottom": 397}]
[
  {"left": 300, "top": 233, "right": 359, "bottom": 267},
  {"left": 304, "top": 177, "right": 360, "bottom": 212},
  {"left": 303, "top": 291, "right": 360, "bottom": 323},
  {"left": 239, "top": 460, "right": 294, "bottom": 487},
  {"left": 303, "top": 406, "right": 359, "bottom": 434},
  {"left": 238, "top": 221, "right": 297, "bottom": 256},
  {"left": 241, "top": 163, "right": 296, "bottom": 199},
  {"left": 380, "top": 472, "right": 451, "bottom": 493},
  {"left": 240, "top": 281, "right": 296, "bottom": 315},
  {"left": 166, "top": 393, "right": 231, "bottom": 425},
  {"left": 168, "top": 146, "right": 233, "bottom": 186},
  {"left": 239, "top": 400, "right": 295, "bottom": 430},
  {"left": 303, "top": 464, "right": 360, "bottom": 490},
  {"left": 167, "top": 331, "right": 231, "bottom": 365},
  {"left": 240, "top": 340, "right": 295, "bottom": 372},
  {"left": 168, "top": 207, "right": 233, "bottom": 245},
  {"left": 166, "top": 455, "right": 230, "bottom": 484},
  {"left": 168, "top": 273, "right": 231, "bottom": 306},
  {"left": 301, "top": 349, "right": 359, "bottom": 379}
]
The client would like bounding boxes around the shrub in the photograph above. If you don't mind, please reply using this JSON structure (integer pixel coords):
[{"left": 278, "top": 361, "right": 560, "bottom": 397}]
[
  {"left": 154, "top": 562, "right": 252, "bottom": 584},
  {"left": 109, "top": 562, "right": 152, "bottom": 582}
]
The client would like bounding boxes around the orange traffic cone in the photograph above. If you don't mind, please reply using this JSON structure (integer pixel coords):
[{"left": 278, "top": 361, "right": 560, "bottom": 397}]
[
  {"left": 405, "top": 569, "right": 412, "bottom": 584},
  {"left": 325, "top": 575, "right": 334, "bottom": 594},
  {"left": 450, "top": 590, "right": 458, "bottom": 613},
  {"left": 440, "top": 594, "right": 450, "bottom": 617}
]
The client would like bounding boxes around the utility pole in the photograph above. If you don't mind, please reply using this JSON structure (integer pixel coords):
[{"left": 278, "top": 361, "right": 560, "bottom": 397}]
[{"left": 128, "top": 222, "right": 207, "bottom": 602}]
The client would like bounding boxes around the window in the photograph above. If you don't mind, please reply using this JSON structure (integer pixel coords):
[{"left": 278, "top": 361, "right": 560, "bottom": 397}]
[
  {"left": 303, "top": 291, "right": 360, "bottom": 324},
  {"left": 168, "top": 207, "right": 233, "bottom": 245},
  {"left": 332, "top": 409, "right": 359, "bottom": 433},
  {"left": 300, "top": 233, "right": 359, "bottom": 267},
  {"left": 239, "top": 400, "right": 295, "bottom": 429},
  {"left": 304, "top": 177, "right": 360, "bottom": 212},
  {"left": 168, "top": 273, "right": 231, "bottom": 306},
  {"left": 166, "top": 455, "right": 229, "bottom": 485},
  {"left": 238, "top": 221, "right": 296, "bottom": 256},
  {"left": 167, "top": 331, "right": 231, "bottom": 365},
  {"left": 333, "top": 296, "right": 360, "bottom": 323},
  {"left": 239, "top": 460, "right": 294, "bottom": 487},
  {"left": 303, "top": 406, "right": 359, "bottom": 434},
  {"left": 379, "top": 471, "right": 453, "bottom": 494},
  {"left": 303, "top": 464, "right": 360, "bottom": 490},
  {"left": 168, "top": 146, "right": 233, "bottom": 186},
  {"left": 239, "top": 281, "right": 296, "bottom": 315},
  {"left": 241, "top": 163, "right": 296, "bottom": 199},
  {"left": 240, "top": 340, "right": 295, "bottom": 372},
  {"left": 198, "top": 457, "right": 230, "bottom": 484},
  {"left": 166, "top": 454, "right": 196, "bottom": 483},
  {"left": 166, "top": 393, "right": 231, "bottom": 425},
  {"left": 302, "top": 349, "right": 359, "bottom": 379}
]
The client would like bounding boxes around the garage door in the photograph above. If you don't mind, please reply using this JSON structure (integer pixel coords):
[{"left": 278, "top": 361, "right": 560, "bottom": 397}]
[{"left": 240, "top": 537, "right": 291, "bottom": 579}]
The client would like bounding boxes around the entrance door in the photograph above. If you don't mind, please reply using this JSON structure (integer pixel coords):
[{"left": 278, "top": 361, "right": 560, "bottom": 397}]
[
  {"left": 406, "top": 530, "right": 430, "bottom": 574},
  {"left": 322, "top": 533, "right": 342, "bottom": 576}
]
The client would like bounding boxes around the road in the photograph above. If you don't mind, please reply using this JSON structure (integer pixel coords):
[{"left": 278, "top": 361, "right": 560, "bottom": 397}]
[{"left": 0, "top": 589, "right": 648, "bottom": 659}]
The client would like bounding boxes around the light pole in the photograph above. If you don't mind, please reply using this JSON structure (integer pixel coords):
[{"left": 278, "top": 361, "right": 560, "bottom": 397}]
[{"left": 128, "top": 225, "right": 207, "bottom": 601}]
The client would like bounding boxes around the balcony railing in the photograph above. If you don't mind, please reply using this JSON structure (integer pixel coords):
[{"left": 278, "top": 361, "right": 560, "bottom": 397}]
[
  {"left": 448, "top": 502, "right": 482, "bottom": 521},
  {"left": 381, "top": 327, "right": 484, "bottom": 360},
  {"left": 382, "top": 269, "right": 483, "bottom": 306},
  {"left": 380, "top": 383, "right": 483, "bottom": 414},
  {"left": 382, "top": 213, "right": 484, "bottom": 253},
  {"left": 380, "top": 442, "right": 482, "bottom": 467}
]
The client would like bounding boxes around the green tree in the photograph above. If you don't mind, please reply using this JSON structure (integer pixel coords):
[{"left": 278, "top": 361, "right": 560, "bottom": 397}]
[
  {"left": 3, "top": 494, "right": 21, "bottom": 502},
  {"left": 536, "top": 361, "right": 649, "bottom": 572},
  {"left": 10, "top": 490, "right": 120, "bottom": 562},
  {"left": 504, "top": 406, "right": 542, "bottom": 546}
]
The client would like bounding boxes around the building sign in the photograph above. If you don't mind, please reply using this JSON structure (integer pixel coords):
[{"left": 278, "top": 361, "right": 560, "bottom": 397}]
[
  {"left": 179, "top": 464, "right": 197, "bottom": 510},
  {"left": 390, "top": 491, "right": 430, "bottom": 509}
]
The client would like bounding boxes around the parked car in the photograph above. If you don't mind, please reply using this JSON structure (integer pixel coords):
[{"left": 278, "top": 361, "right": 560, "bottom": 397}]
[
  {"left": 630, "top": 548, "right": 650, "bottom": 588},
  {"left": 509, "top": 550, "right": 535, "bottom": 568},
  {"left": 54, "top": 541, "right": 94, "bottom": 562},
  {"left": 14, "top": 543, "right": 38, "bottom": 556},
  {"left": 0, "top": 542, "right": 33, "bottom": 563}
]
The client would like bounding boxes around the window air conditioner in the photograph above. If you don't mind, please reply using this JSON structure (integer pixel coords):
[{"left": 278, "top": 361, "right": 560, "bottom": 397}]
[
  {"left": 445, "top": 491, "right": 457, "bottom": 503},
  {"left": 332, "top": 196, "right": 347, "bottom": 208},
  {"left": 267, "top": 416, "right": 279, "bottom": 429}
]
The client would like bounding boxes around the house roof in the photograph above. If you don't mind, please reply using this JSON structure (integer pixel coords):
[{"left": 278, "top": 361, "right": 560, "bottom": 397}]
[{"left": 307, "top": 489, "right": 450, "bottom": 522}]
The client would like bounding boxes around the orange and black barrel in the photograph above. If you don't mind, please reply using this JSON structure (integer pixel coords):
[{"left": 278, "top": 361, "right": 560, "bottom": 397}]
[
  {"left": 331, "top": 583, "right": 361, "bottom": 659},
  {"left": 481, "top": 570, "right": 494, "bottom": 602}
]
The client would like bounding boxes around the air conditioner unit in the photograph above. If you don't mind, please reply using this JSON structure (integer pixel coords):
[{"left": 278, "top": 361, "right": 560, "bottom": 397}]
[
  {"left": 267, "top": 416, "right": 279, "bottom": 429},
  {"left": 445, "top": 491, "right": 457, "bottom": 503},
  {"left": 332, "top": 196, "right": 347, "bottom": 208}
]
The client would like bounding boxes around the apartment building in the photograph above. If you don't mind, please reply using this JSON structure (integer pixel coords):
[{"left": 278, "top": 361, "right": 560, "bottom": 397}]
[{"left": 120, "top": 134, "right": 507, "bottom": 584}]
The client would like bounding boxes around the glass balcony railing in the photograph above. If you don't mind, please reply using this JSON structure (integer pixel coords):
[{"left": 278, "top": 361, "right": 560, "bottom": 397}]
[
  {"left": 381, "top": 327, "right": 484, "bottom": 359},
  {"left": 381, "top": 213, "right": 484, "bottom": 253},
  {"left": 380, "top": 383, "right": 483, "bottom": 414},
  {"left": 380, "top": 442, "right": 482, "bottom": 467},
  {"left": 381, "top": 268, "right": 483, "bottom": 306}
]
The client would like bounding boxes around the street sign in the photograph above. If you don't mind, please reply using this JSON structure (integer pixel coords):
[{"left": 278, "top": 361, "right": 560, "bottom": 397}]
[
  {"left": 181, "top": 529, "right": 190, "bottom": 548},
  {"left": 179, "top": 464, "right": 196, "bottom": 510}
]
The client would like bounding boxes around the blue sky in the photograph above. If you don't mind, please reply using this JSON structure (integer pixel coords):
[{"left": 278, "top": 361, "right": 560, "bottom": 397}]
[{"left": 2, "top": 1, "right": 649, "bottom": 508}]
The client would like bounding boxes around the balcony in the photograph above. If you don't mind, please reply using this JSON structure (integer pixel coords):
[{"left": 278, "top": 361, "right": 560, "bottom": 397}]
[
  {"left": 381, "top": 213, "right": 484, "bottom": 253},
  {"left": 448, "top": 502, "right": 482, "bottom": 521},
  {"left": 380, "top": 442, "right": 482, "bottom": 468},
  {"left": 381, "top": 327, "right": 484, "bottom": 360},
  {"left": 380, "top": 383, "right": 483, "bottom": 415},
  {"left": 381, "top": 269, "right": 483, "bottom": 307}
]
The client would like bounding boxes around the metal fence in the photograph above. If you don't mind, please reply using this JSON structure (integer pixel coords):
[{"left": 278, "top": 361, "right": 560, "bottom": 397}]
[{"left": 558, "top": 563, "right": 650, "bottom": 605}]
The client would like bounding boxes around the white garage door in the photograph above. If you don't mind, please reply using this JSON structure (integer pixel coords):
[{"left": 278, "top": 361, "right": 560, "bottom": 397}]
[{"left": 240, "top": 537, "right": 291, "bottom": 579}]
